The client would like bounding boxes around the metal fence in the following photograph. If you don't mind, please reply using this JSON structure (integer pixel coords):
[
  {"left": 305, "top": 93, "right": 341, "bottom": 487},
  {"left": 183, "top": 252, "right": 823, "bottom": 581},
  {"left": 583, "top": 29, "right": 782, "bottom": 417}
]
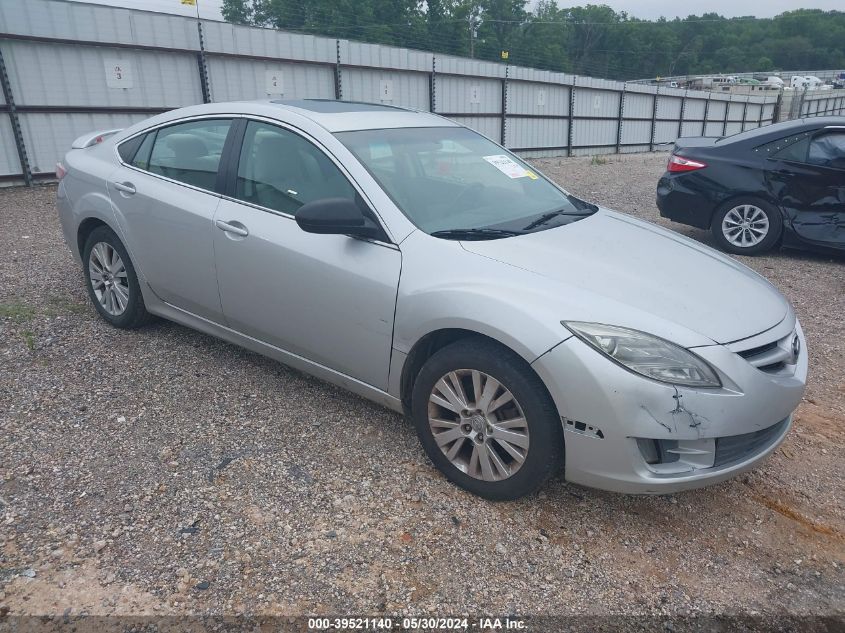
[{"left": 0, "top": 0, "right": 784, "bottom": 185}]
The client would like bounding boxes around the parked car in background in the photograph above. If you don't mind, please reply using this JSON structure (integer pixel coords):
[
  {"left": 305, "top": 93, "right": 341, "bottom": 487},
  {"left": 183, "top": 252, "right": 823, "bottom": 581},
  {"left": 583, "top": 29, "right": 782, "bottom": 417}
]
[
  {"left": 657, "top": 116, "right": 845, "bottom": 255},
  {"left": 57, "top": 100, "right": 807, "bottom": 500}
]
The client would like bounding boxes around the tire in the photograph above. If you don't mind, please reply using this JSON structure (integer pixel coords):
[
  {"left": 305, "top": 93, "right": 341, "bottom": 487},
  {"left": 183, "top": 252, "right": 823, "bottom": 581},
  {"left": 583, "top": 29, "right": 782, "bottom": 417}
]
[
  {"left": 411, "top": 338, "right": 564, "bottom": 500},
  {"left": 82, "top": 225, "right": 152, "bottom": 329},
  {"left": 711, "top": 197, "right": 783, "bottom": 255}
]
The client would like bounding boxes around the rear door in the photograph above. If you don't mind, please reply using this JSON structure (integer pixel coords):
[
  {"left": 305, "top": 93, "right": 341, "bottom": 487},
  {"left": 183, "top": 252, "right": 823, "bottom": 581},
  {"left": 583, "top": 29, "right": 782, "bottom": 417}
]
[
  {"left": 212, "top": 119, "right": 401, "bottom": 389},
  {"left": 108, "top": 117, "right": 236, "bottom": 322},
  {"left": 765, "top": 128, "right": 845, "bottom": 248}
]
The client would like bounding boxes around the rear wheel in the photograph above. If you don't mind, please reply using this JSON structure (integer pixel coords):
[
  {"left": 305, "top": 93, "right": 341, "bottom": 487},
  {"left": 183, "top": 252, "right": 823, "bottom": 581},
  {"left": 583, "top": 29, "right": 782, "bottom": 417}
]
[
  {"left": 82, "top": 226, "right": 151, "bottom": 329},
  {"left": 711, "top": 198, "right": 782, "bottom": 255},
  {"left": 411, "top": 339, "right": 564, "bottom": 500}
]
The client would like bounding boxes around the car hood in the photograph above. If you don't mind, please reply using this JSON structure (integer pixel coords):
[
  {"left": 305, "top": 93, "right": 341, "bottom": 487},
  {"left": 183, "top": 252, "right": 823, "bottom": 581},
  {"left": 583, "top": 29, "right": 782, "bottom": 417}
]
[{"left": 460, "top": 209, "right": 789, "bottom": 346}]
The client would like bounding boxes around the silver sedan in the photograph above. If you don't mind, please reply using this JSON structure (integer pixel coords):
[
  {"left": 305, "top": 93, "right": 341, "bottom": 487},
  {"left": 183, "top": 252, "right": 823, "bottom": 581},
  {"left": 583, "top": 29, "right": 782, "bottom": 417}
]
[{"left": 56, "top": 100, "right": 807, "bottom": 500}]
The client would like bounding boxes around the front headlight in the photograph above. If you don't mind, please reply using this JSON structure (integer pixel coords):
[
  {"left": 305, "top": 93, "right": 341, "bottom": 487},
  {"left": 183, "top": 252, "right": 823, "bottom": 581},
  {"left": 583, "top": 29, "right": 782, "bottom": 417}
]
[{"left": 562, "top": 321, "right": 721, "bottom": 388}]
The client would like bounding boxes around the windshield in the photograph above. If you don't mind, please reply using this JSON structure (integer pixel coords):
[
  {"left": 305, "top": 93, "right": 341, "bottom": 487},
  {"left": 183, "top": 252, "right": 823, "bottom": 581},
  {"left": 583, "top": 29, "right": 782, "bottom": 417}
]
[{"left": 336, "top": 126, "right": 595, "bottom": 238}]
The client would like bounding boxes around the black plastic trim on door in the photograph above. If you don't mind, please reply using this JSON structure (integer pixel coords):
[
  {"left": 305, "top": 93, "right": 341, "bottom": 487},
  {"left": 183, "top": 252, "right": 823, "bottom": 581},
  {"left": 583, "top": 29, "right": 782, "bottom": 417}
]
[{"left": 215, "top": 118, "right": 247, "bottom": 197}]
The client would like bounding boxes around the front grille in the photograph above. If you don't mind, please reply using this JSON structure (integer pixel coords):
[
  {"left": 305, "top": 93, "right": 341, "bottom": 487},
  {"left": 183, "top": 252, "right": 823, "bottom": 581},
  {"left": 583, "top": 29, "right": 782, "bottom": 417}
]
[
  {"left": 735, "top": 330, "right": 797, "bottom": 374},
  {"left": 738, "top": 341, "right": 778, "bottom": 359},
  {"left": 713, "top": 417, "right": 789, "bottom": 467}
]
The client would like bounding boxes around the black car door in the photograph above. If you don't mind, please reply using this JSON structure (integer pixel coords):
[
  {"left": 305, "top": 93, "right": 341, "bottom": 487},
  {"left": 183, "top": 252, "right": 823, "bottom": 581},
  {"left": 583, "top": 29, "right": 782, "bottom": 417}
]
[{"left": 765, "top": 128, "right": 845, "bottom": 248}]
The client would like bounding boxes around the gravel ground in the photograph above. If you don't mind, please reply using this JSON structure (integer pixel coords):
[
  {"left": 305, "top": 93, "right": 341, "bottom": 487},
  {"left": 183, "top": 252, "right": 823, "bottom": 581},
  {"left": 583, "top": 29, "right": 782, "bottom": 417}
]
[{"left": 1, "top": 154, "right": 843, "bottom": 623}]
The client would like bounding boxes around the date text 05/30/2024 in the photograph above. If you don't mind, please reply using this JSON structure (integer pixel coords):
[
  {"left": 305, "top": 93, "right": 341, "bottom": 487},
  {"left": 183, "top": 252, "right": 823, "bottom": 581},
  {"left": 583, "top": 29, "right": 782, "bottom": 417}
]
[{"left": 307, "top": 617, "right": 527, "bottom": 631}]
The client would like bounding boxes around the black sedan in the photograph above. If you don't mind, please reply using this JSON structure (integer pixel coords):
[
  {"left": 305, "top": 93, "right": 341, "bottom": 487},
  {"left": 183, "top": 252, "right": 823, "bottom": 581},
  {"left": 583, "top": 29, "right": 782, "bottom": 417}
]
[{"left": 656, "top": 116, "right": 845, "bottom": 255}]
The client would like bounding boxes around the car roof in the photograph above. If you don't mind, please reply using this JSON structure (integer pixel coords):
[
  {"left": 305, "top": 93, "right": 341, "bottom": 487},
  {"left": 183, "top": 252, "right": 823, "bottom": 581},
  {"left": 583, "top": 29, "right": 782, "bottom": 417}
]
[
  {"left": 717, "top": 116, "right": 845, "bottom": 145},
  {"left": 253, "top": 99, "right": 457, "bottom": 132},
  {"left": 132, "top": 99, "right": 459, "bottom": 135}
]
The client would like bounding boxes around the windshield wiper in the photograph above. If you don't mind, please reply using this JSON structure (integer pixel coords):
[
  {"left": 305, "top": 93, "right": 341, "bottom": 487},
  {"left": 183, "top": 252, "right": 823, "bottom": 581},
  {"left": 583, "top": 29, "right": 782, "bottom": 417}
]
[
  {"left": 522, "top": 208, "right": 593, "bottom": 231},
  {"left": 430, "top": 228, "right": 524, "bottom": 240}
]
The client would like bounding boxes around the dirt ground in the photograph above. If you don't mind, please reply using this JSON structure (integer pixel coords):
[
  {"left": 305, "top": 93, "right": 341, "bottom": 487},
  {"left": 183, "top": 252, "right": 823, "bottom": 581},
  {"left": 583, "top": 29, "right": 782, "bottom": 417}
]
[{"left": 0, "top": 153, "right": 843, "bottom": 626}]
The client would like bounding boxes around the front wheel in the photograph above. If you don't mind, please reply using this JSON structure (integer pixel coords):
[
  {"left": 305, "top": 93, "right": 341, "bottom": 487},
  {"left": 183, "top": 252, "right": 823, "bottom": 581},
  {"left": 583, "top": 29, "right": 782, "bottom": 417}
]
[
  {"left": 411, "top": 339, "right": 564, "bottom": 500},
  {"left": 711, "top": 198, "right": 782, "bottom": 255}
]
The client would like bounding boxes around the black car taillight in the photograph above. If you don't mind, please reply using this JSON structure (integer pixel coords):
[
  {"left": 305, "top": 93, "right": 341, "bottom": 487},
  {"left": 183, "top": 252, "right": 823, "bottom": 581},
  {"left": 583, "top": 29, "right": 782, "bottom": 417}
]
[{"left": 667, "top": 154, "right": 707, "bottom": 173}]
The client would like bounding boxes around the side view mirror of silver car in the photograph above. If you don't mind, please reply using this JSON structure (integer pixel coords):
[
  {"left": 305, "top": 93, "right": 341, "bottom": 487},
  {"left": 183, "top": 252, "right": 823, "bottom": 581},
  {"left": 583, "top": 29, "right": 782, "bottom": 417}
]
[{"left": 295, "top": 197, "right": 384, "bottom": 240}]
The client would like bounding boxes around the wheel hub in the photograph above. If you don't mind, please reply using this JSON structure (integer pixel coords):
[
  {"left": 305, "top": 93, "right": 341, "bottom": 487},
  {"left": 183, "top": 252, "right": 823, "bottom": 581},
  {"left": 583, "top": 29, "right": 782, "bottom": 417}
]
[{"left": 427, "top": 369, "right": 530, "bottom": 482}]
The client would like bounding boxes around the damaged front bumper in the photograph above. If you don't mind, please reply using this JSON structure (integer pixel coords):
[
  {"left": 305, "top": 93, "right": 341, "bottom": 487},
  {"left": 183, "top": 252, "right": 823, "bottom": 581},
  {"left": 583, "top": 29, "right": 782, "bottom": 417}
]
[{"left": 531, "top": 320, "right": 807, "bottom": 494}]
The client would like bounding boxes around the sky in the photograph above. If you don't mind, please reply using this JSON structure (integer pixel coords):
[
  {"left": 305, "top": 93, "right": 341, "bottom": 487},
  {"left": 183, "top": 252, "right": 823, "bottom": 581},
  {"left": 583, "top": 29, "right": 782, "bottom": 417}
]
[{"left": 66, "top": 0, "right": 841, "bottom": 22}]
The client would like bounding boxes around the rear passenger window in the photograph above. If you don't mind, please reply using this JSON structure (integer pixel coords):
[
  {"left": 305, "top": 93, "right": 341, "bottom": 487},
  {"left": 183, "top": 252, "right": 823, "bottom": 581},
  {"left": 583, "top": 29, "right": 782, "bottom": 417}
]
[
  {"left": 117, "top": 135, "right": 144, "bottom": 164},
  {"left": 233, "top": 121, "right": 356, "bottom": 215},
  {"left": 146, "top": 119, "right": 232, "bottom": 191},
  {"left": 756, "top": 132, "right": 811, "bottom": 162},
  {"left": 131, "top": 132, "right": 156, "bottom": 171}
]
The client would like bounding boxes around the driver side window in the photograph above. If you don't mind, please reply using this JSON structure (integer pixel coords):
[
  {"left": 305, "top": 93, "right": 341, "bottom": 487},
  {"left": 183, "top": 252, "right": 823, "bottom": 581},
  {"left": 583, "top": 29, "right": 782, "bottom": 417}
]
[{"left": 234, "top": 121, "right": 357, "bottom": 215}]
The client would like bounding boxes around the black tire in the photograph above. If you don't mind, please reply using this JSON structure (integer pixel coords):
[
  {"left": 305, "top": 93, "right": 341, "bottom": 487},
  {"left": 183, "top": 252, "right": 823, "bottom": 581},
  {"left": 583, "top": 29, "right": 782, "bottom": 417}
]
[
  {"left": 82, "top": 225, "right": 152, "bottom": 329},
  {"left": 711, "top": 197, "right": 783, "bottom": 255},
  {"left": 411, "top": 338, "right": 564, "bottom": 500}
]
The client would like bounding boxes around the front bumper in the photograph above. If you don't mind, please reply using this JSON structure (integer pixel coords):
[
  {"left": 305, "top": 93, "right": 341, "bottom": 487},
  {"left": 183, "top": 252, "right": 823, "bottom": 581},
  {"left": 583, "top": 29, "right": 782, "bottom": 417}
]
[{"left": 531, "top": 321, "right": 807, "bottom": 494}]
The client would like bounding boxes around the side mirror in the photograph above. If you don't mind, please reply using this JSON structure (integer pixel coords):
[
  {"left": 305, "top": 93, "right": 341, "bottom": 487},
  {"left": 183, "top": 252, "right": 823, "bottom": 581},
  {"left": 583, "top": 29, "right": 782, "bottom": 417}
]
[{"left": 295, "top": 198, "right": 383, "bottom": 240}]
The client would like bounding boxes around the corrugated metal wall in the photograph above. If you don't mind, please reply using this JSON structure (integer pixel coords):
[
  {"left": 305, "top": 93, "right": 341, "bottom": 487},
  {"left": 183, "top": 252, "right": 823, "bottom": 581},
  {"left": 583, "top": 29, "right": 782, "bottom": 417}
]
[{"left": 0, "top": 0, "right": 788, "bottom": 183}]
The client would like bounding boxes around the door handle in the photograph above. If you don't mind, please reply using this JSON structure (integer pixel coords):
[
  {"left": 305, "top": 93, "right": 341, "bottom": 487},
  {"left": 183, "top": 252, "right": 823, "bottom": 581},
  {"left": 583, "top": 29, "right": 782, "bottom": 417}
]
[
  {"left": 215, "top": 219, "right": 249, "bottom": 237},
  {"left": 112, "top": 181, "right": 136, "bottom": 194}
]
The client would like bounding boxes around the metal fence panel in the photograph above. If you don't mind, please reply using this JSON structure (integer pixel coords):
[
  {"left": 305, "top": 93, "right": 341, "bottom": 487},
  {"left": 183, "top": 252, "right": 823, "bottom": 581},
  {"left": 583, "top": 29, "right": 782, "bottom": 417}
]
[
  {"left": 345, "top": 41, "right": 432, "bottom": 72},
  {"left": 203, "top": 22, "right": 335, "bottom": 63},
  {"left": 0, "top": 115, "right": 19, "bottom": 174},
  {"left": 435, "top": 75, "right": 501, "bottom": 114},
  {"left": 684, "top": 99, "right": 706, "bottom": 119},
  {"left": 19, "top": 112, "right": 148, "bottom": 174},
  {"left": 573, "top": 87, "right": 620, "bottom": 118},
  {"left": 623, "top": 93, "right": 654, "bottom": 119},
  {"left": 704, "top": 122, "right": 724, "bottom": 135},
  {"left": 436, "top": 55, "right": 504, "bottom": 79},
  {"left": 0, "top": 0, "right": 200, "bottom": 50},
  {"left": 4, "top": 40, "right": 200, "bottom": 107},
  {"left": 656, "top": 96, "right": 682, "bottom": 119},
  {"left": 680, "top": 121, "right": 701, "bottom": 136},
  {"left": 507, "top": 82, "right": 569, "bottom": 116},
  {"left": 728, "top": 101, "right": 745, "bottom": 120},
  {"left": 707, "top": 100, "right": 728, "bottom": 120},
  {"left": 621, "top": 120, "right": 651, "bottom": 145},
  {"left": 507, "top": 118, "right": 568, "bottom": 150},
  {"left": 342, "top": 68, "right": 429, "bottom": 110},
  {"left": 207, "top": 57, "right": 334, "bottom": 101},
  {"left": 654, "top": 121, "right": 680, "bottom": 144}
]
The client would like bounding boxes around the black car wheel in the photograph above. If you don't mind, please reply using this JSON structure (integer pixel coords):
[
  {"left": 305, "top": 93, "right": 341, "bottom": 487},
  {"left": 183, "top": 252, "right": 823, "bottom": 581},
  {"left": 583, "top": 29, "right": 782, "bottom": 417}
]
[{"left": 711, "top": 197, "right": 783, "bottom": 255}]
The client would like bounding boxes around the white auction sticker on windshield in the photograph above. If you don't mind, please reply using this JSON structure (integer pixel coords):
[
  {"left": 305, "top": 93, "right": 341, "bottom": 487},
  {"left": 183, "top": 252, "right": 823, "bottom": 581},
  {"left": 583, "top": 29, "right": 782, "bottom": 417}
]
[{"left": 483, "top": 154, "right": 529, "bottom": 178}]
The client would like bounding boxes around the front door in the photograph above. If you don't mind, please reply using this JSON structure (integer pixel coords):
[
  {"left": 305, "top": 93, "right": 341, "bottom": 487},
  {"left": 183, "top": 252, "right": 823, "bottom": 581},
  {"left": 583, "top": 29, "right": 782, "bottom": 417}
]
[
  {"left": 212, "top": 120, "right": 401, "bottom": 389},
  {"left": 108, "top": 117, "right": 235, "bottom": 322},
  {"left": 767, "top": 129, "right": 845, "bottom": 248}
]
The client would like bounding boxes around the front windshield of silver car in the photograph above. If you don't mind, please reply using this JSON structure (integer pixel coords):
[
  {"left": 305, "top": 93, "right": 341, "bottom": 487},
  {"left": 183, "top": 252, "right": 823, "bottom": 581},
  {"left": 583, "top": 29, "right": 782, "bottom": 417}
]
[{"left": 336, "top": 127, "right": 596, "bottom": 239}]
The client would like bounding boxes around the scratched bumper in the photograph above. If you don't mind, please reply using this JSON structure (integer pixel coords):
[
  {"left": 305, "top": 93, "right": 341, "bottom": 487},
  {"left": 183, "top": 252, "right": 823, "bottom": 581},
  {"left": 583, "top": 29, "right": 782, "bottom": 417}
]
[{"left": 531, "top": 321, "right": 807, "bottom": 494}]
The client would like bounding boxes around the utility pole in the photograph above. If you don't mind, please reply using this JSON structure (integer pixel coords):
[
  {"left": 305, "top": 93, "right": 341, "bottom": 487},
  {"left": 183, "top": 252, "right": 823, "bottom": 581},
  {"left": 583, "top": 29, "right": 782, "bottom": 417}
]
[{"left": 468, "top": 13, "right": 478, "bottom": 59}]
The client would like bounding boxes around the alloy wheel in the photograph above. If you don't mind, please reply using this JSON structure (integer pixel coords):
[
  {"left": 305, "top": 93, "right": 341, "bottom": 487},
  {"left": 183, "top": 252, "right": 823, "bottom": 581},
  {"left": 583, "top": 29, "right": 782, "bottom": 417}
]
[
  {"left": 88, "top": 242, "right": 130, "bottom": 316},
  {"left": 428, "top": 369, "right": 530, "bottom": 482},
  {"left": 721, "top": 204, "right": 770, "bottom": 248}
]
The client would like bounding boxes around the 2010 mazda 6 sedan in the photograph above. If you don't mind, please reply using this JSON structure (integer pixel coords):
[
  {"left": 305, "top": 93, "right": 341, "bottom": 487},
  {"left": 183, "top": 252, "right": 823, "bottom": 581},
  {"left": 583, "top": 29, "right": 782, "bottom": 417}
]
[
  {"left": 56, "top": 99, "right": 807, "bottom": 500},
  {"left": 656, "top": 116, "right": 845, "bottom": 255}
]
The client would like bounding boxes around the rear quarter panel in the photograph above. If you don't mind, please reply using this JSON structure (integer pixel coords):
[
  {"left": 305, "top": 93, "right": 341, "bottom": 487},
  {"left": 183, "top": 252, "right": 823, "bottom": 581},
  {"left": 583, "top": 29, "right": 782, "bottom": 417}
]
[{"left": 59, "top": 142, "right": 122, "bottom": 262}]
